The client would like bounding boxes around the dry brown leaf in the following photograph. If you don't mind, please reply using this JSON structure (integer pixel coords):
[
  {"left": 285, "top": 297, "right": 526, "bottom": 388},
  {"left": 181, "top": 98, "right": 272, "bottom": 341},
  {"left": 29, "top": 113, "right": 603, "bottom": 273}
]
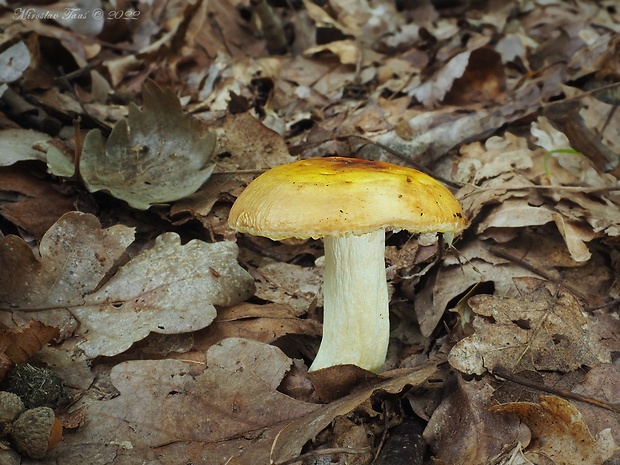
[
  {"left": 414, "top": 238, "right": 542, "bottom": 337},
  {"left": 206, "top": 337, "right": 293, "bottom": 390},
  {"left": 307, "top": 364, "right": 380, "bottom": 403},
  {"left": 448, "top": 285, "right": 610, "bottom": 376},
  {"left": 551, "top": 212, "right": 597, "bottom": 262},
  {"left": 302, "top": 0, "right": 354, "bottom": 35},
  {"left": 456, "top": 133, "right": 535, "bottom": 186},
  {"left": 476, "top": 198, "right": 555, "bottom": 231},
  {"left": 194, "top": 302, "right": 322, "bottom": 353},
  {"left": 60, "top": 339, "right": 317, "bottom": 457},
  {"left": 2, "top": 0, "right": 620, "bottom": 462},
  {"left": 454, "top": 122, "right": 620, "bottom": 266},
  {"left": 492, "top": 396, "right": 618, "bottom": 465},
  {"left": 0, "top": 165, "right": 76, "bottom": 239},
  {"left": 71, "top": 233, "right": 255, "bottom": 358},
  {"left": 424, "top": 377, "right": 529, "bottom": 465},
  {"left": 0, "top": 128, "right": 51, "bottom": 166},
  {"left": 304, "top": 40, "right": 361, "bottom": 65},
  {"left": 268, "top": 363, "right": 439, "bottom": 464},
  {"left": 461, "top": 232, "right": 615, "bottom": 310},
  {"left": 53, "top": 338, "right": 437, "bottom": 464},
  {"left": 444, "top": 48, "right": 506, "bottom": 105},
  {"left": 329, "top": 416, "right": 374, "bottom": 464},
  {"left": 214, "top": 112, "right": 296, "bottom": 171},
  {"left": 570, "top": 361, "right": 620, "bottom": 461},
  {"left": 0, "top": 321, "right": 59, "bottom": 381}
]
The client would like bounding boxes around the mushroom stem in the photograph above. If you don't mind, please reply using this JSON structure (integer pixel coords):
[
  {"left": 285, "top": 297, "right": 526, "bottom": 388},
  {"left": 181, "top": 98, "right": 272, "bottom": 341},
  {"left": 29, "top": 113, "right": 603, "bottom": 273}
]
[{"left": 309, "top": 229, "right": 389, "bottom": 372}]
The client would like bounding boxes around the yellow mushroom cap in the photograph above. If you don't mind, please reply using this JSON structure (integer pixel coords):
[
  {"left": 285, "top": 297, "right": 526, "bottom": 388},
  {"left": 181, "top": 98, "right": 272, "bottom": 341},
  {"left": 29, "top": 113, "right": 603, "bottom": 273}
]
[{"left": 229, "top": 157, "right": 467, "bottom": 240}]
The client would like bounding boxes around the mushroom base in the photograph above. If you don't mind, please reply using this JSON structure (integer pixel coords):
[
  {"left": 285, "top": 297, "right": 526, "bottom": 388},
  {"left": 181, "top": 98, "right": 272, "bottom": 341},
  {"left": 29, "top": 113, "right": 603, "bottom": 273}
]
[{"left": 309, "top": 230, "right": 390, "bottom": 372}]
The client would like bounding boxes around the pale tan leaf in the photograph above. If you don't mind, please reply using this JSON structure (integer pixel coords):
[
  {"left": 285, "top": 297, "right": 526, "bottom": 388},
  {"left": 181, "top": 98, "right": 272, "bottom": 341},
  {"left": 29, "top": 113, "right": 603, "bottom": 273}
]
[
  {"left": 80, "top": 81, "right": 216, "bottom": 210},
  {"left": 205, "top": 337, "right": 291, "bottom": 390},
  {"left": 304, "top": 40, "right": 361, "bottom": 65},
  {"left": 0, "top": 212, "right": 254, "bottom": 358},
  {"left": 73, "top": 234, "right": 255, "bottom": 357},
  {"left": 0, "top": 128, "right": 49, "bottom": 166},
  {"left": 551, "top": 213, "right": 596, "bottom": 262}
]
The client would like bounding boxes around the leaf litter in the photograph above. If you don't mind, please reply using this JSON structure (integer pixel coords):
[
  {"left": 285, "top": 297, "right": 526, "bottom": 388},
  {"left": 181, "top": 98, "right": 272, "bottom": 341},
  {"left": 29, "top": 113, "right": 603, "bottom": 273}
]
[
  {"left": 0, "top": 0, "right": 619, "bottom": 464},
  {"left": 0, "top": 212, "right": 255, "bottom": 358}
]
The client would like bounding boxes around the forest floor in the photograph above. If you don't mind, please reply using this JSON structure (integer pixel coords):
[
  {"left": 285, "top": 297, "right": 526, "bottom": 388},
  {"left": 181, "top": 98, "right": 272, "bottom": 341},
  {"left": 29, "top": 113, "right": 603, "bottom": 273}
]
[{"left": 1, "top": 0, "right": 620, "bottom": 464}]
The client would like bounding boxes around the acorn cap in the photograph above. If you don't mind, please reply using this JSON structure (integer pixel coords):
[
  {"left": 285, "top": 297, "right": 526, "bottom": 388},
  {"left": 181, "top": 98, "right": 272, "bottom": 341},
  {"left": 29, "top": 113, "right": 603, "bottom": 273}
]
[
  {"left": 11, "top": 407, "right": 63, "bottom": 459},
  {"left": 228, "top": 157, "right": 467, "bottom": 240},
  {"left": 0, "top": 392, "right": 25, "bottom": 433}
]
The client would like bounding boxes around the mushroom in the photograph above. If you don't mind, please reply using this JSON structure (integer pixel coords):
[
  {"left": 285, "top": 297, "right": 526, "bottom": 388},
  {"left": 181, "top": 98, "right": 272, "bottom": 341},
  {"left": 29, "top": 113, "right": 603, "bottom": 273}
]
[{"left": 228, "top": 157, "right": 467, "bottom": 372}]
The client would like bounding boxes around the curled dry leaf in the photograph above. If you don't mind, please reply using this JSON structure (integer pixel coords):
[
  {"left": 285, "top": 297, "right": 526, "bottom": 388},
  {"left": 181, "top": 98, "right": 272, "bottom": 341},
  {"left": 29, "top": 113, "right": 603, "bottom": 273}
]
[
  {"left": 0, "top": 211, "right": 255, "bottom": 358},
  {"left": 304, "top": 40, "right": 361, "bottom": 65},
  {"left": 0, "top": 321, "right": 59, "bottom": 381},
  {"left": 0, "top": 321, "right": 59, "bottom": 365},
  {"left": 491, "top": 396, "right": 618, "bottom": 465},
  {"left": 448, "top": 286, "right": 611, "bottom": 376},
  {"left": 424, "top": 377, "right": 528, "bottom": 465},
  {"left": 0, "top": 165, "right": 76, "bottom": 239},
  {"left": 194, "top": 302, "right": 322, "bottom": 354},
  {"left": 80, "top": 80, "right": 216, "bottom": 210}
]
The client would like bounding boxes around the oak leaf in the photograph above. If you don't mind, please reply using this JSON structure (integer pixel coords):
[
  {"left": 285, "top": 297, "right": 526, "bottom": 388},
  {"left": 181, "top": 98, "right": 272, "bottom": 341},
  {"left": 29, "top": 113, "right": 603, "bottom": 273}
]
[{"left": 448, "top": 286, "right": 610, "bottom": 375}]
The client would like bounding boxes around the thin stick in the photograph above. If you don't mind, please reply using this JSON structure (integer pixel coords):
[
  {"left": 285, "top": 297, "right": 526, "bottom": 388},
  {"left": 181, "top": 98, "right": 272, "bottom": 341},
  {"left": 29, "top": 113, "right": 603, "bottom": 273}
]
[
  {"left": 211, "top": 169, "right": 267, "bottom": 176},
  {"left": 491, "top": 367, "right": 620, "bottom": 414},
  {"left": 489, "top": 247, "right": 591, "bottom": 308}
]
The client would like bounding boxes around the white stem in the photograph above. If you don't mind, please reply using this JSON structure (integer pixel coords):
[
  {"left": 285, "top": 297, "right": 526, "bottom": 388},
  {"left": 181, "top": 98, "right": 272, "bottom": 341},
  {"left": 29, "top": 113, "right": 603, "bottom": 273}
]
[{"left": 309, "top": 230, "right": 389, "bottom": 372}]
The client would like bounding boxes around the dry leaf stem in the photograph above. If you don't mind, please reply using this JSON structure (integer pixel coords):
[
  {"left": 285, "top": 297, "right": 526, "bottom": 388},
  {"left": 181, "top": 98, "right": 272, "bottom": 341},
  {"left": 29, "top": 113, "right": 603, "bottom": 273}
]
[{"left": 490, "top": 367, "right": 620, "bottom": 414}]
